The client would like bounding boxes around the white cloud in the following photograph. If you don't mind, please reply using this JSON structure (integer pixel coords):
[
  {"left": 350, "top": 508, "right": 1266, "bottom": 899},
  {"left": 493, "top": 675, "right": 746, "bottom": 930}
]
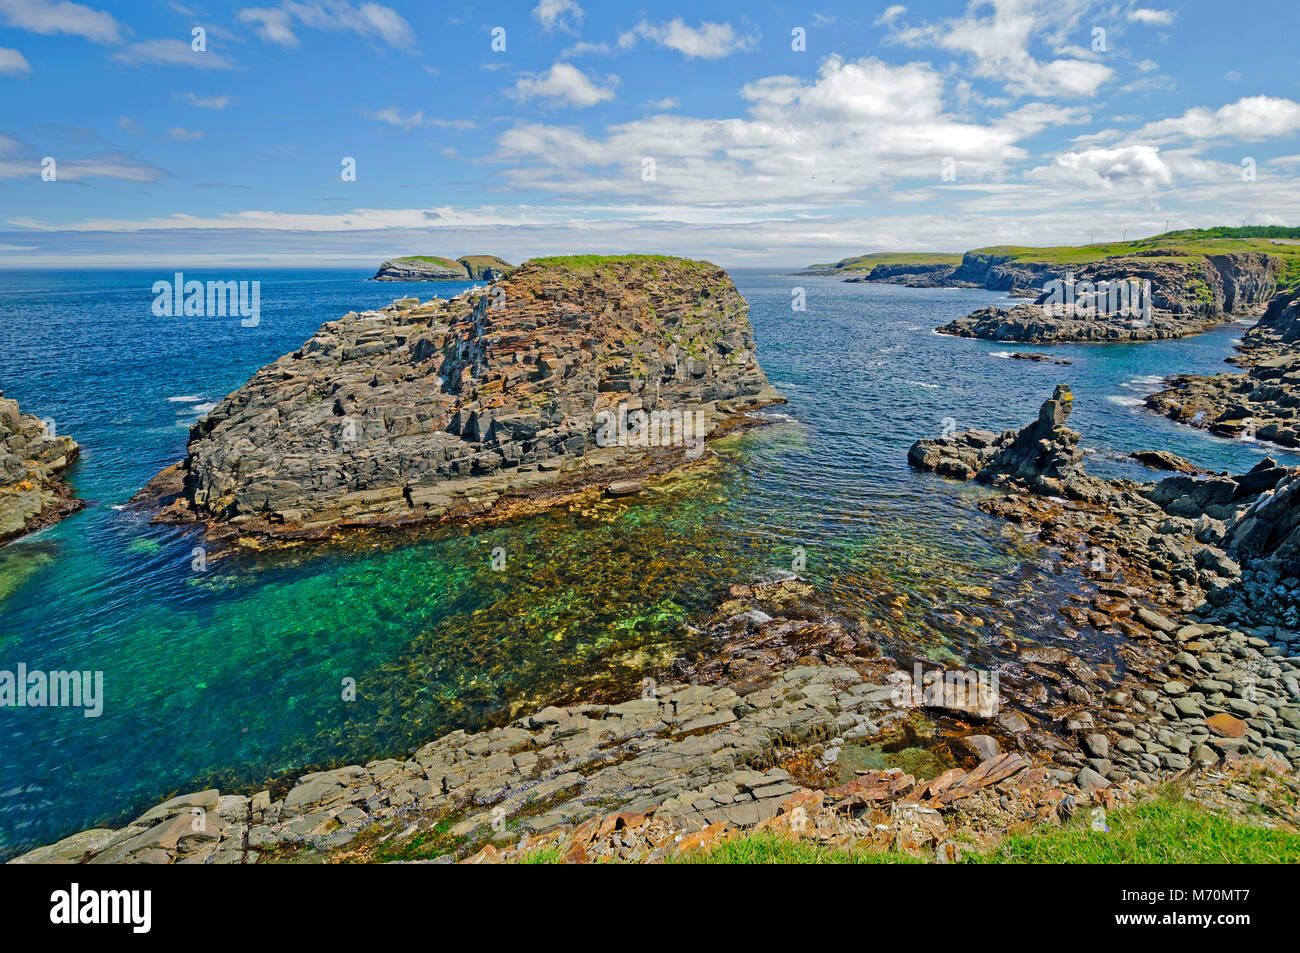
[
  {"left": 888, "top": 0, "right": 1115, "bottom": 98},
  {"left": 111, "top": 39, "right": 237, "bottom": 69},
  {"left": 532, "top": 0, "right": 582, "bottom": 33},
  {"left": 1139, "top": 96, "right": 1300, "bottom": 142},
  {"left": 642, "top": 97, "right": 678, "bottom": 110},
  {"left": 1127, "top": 7, "right": 1175, "bottom": 26},
  {"left": 875, "top": 5, "right": 906, "bottom": 26},
  {"left": 0, "top": 45, "right": 30, "bottom": 75},
  {"left": 182, "top": 92, "right": 233, "bottom": 108},
  {"left": 361, "top": 106, "right": 474, "bottom": 130},
  {"left": 238, "top": 1, "right": 414, "bottom": 49},
  {"left": 167, "top": 126, "right": 205, "bottom": 141},
  {"left": 619, "top": 18, "right": 758, "bottom": 59},
  {"left": 511, "top": 62, "right": 616, "bottom": 109},
  {"left": 0, "top": 0, "right": 121, "bottom": 44},
  {"left": 491, "top": 55, "right": 1075, "bottom": 205},
  {"left": 1028, "top": 144, "right": 1172, "bottom": 189},
  {"left": 237, "top": 7, "right": 297, "bottom": 45}
]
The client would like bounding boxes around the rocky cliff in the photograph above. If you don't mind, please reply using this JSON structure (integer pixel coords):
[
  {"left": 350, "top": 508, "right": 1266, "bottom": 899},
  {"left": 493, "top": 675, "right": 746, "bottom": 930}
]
[
  {"left": 936, "top": 252, "right": 1282, "bottom": 343},
  {"left": 0, "top": 391, "right": 81, "bottom": 544},
  {"left": 372, "top": 255, "right": 514, "bottom": 282},
  {"left": 146, "top": 255, "right": 781, "bottom": 538}
]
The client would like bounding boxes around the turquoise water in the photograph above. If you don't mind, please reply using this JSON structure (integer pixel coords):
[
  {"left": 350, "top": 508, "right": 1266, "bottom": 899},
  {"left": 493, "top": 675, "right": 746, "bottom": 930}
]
[{"left": 0, "top": 268, "right": 1292, "bottom": 857}]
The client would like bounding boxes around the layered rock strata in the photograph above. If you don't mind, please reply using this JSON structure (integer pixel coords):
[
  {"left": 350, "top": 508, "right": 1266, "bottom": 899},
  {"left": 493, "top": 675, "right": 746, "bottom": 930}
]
[
  {"left": 0, "top": 391, "right": 81, "bottom": 544},
  {"left": 142, "top": 256, "right": 781, "bottom": 540}
]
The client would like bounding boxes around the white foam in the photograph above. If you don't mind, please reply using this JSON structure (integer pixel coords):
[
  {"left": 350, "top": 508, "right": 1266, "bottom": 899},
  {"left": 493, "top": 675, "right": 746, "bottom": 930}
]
[
  {"left": 896, "top": 378, "right": 940, "bottom": 389},
  {"left": 1106, "top": 395, "right": 1143, "bottom": 407},
  {"left": 989, "top": 350, "right": 1014, "bottom": 359},
  {"left": 167, "top": 395, "right": 203, "bottom": 403}
]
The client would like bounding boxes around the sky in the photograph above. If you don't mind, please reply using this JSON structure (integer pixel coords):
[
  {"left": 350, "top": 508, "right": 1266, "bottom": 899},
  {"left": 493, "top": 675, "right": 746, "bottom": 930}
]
[{"left": 0, "top": 0, "right": 1298, "bottom": 267}]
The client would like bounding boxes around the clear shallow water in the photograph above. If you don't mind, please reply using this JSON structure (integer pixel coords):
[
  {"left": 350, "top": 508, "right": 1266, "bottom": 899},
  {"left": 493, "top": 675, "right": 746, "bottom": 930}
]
[{"left": 0, "top": 268, "right": 1293, "bottom": 857}]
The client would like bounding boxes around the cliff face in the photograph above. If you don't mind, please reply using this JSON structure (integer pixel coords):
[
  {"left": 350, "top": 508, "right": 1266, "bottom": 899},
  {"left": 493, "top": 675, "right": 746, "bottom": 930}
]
[
  {"left": 936, "top": 253, "right": 1283, "bottom": 343},
  {"left": 0, "top": 391, "right": 81, "bottom": 544},
  {"left": 155, "top": 256, "right": 779, "bottom": 535}
]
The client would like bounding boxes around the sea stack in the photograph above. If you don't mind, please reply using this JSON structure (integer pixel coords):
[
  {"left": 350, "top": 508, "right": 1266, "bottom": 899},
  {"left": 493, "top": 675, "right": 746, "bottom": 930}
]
[{"left": 145, "top": 255, "right": 781, "bottom": 538}]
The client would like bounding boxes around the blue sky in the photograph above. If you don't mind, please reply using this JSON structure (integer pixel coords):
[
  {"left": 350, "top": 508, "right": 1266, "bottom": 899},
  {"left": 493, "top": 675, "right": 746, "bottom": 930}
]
[{"left": 1, "top": 0, "right": 1298, "bottom": 266}]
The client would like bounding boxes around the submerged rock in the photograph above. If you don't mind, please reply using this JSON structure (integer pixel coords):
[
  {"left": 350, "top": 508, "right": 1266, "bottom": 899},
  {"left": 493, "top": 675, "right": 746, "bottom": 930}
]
[
  {"left": 0, "top": 391, "right": 82, "bottom": 545},
  {"left": 144, "top": 255, "right": 781, "bottom": 538}
]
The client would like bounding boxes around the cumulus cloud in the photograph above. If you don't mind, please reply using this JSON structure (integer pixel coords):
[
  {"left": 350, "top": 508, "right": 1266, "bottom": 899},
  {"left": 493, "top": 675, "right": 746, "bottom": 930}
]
[
  {"left": 511, "top": 62, "right": 617, "bottom": 108},
  {"left": 238, "top": 1, "right": 414, "bottom": 49},
  {"left": 887, "top": 0, "right": 1115, "bottom": 98},
  {"left": 167, "top": 126, "right": 204, "bottom": 141},
  {"left": 182, "top": 92, "right": 233, "bottom": 108},
  {"left": 1029, "top": 144, "right": 1172, "bottom": 189},
  {"left": 532, "top": 0, "right": 582, "bottom": 32},
  {"left": 1127, "top": 7, "right": 1175, "bottom": 25},
  {"left": 361, "top": 106, "right": 475, "bottom": 130},
  {"left": 491, "top": 55, "right": 1077, "bottom": 205},
  {"left": 0, "top": 0, "right": 121, "bottom": 44},
  {"left": 111, "top": 39, "right": 237, "bottom": 69},
  {"left": 618, "top": 18, "right": 758, "bottom": 59},
  {"left": 0, "top": 45, "right": 30, "bottom": 75},
  {"left": 1138, "top": 96, "right": 1300, "bottom": 142}
]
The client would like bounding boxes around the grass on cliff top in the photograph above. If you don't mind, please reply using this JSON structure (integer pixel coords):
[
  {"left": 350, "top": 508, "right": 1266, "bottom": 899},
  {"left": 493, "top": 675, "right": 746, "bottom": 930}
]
[
  {"left": 523, "top": 254, "right": 714, "bottom": 274},
  {"left": 458, "top": 254, "right": 513, "bottom": 268},
  {"left": 399, "top": 255, "right": 464, "bottom": 269}
]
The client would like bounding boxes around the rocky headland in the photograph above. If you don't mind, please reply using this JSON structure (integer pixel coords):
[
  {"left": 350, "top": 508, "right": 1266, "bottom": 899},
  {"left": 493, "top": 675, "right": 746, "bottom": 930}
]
[
  {"left": 138, "top": 255, "right": 782, "bottom": 546},
  {"left": 935, "top": 252, "right": 1280, "bottom": 343},
  {"left": 1146, "top": 288, "right": 1300, "bottom": 448},
  {"left": 372, "top": 255, "right": 513, "bottom": 282},
  {"left": 0, "top": 391, "right": 81, "bottom": 545}
]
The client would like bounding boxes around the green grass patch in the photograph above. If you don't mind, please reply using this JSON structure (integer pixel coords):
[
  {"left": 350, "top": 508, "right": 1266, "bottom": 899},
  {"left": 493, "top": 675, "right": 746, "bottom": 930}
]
[
  {"left": 971, "top": 791, "right": 1300, "bottom": 864},
  {"left": 669, "top": 831, "right": 924, "bottom": 864},
  {"left": 523, "top": 254, "right": 712, "bottom": 274}
]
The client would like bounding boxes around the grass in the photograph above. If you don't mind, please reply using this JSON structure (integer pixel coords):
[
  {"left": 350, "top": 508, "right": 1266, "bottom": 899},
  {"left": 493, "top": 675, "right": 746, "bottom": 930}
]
[
  {"left": 671, "top": 831, "right": 924, "bottom": 864},
  {"left": 523, "top": 254, "right": 712, "bottom": 274},
  {"left": 975, "top": 791, "right": 1300, "bottom": 864},
  {"left": 398, "top": 255, "right": 465, "bottom": 270}
]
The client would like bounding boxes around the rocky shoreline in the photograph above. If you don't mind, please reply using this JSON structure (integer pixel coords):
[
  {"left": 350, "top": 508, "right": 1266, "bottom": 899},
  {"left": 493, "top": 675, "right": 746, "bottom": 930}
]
[
  {"left": 1146, "top": 289, "right": 1300, "bottom": 448},
  {"left": 136, "top": 256, "right": 782, "bottom": 549},
  {"left": 17, "top": 383, "right": 1300, "bottom": 864},
  {"left": 0, "top": 390, "right": 82, "bottom": 545}
]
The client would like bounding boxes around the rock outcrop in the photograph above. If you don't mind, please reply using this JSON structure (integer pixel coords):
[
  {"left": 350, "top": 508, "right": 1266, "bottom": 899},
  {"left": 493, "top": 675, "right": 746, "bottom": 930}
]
[
  {"left": 1145, "top": 288, "right": 1300, "bottom": 449},
  {"left": 0, "top": 391, "right": 81, "bottom": 544},
  {"left": 907, "top": 384, "right": 1085, "bottom": 492},
  {"left": 144, "top": 255, "right": 781, "bottom": 538}
]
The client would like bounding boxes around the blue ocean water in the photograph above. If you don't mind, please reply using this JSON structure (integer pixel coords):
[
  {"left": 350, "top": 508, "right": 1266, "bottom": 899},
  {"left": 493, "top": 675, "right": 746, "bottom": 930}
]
[{"left": 0, "top": 267, "right": 1291, "bottom": 857}]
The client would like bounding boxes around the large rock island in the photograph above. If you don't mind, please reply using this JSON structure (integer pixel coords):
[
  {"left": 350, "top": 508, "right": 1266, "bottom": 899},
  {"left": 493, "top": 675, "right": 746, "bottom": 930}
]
[
  {"left": 143, "top": 255, "right": 781, "bottom": 541},
  {"left": 0, "top": 391, "right": 81, "bottom": 544},
  {"left": 373, "top": 255, "right": 513, "bottom": 282}
]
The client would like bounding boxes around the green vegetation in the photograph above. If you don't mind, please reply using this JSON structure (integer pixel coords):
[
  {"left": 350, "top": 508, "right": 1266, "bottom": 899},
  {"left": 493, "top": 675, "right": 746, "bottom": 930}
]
[
  {"left": 669, "top": 791, "right": 1300, "bottom": 864},
  {"left": 400, "top": 255, "right": 465, "bottom": 270},
  {"left": 524, "top": 253, "right": 712, "bottom": 274},
  {"left": 824, "top": 251, "right": 964, "bottom": 270},
  {"left": 671, "top": 831, "right": 924, "bottom": 864},
  {"left": 974, "top": 791, "right": 1300, "bottom": 864}
]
